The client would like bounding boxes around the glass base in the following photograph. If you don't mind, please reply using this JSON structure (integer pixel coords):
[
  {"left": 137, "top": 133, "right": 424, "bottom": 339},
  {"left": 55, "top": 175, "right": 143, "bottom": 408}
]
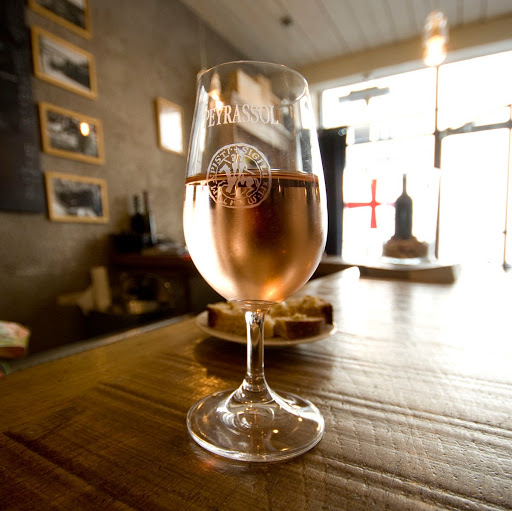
[{"left": 187, "top": 387, "right": 324, "bottom": 462}]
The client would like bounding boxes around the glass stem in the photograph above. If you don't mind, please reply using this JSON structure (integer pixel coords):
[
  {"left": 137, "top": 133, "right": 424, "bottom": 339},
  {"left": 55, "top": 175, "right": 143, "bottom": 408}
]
[{"left": 234, "top": 304, "right": 273, "bottom": 403}]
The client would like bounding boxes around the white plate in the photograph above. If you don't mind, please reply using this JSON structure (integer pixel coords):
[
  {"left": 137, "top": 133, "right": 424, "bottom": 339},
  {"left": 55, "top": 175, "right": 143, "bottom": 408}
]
[{"left": 195, "top": 311, "right": 337, "bottom": 347}]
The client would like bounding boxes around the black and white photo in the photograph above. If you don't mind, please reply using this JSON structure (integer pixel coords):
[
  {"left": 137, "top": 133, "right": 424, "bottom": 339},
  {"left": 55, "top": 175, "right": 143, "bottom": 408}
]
[
  {"left": 45, "top": 171, "right": 108, "bottom": 223},
  {"left": 39, "top": 102, "right": 104, "bottom": 164},
  {"left": 28, "top": 0, "right": 91, "bottom": 38},
  {"left": 31, "top": 26, "right": 97, "bottom": 99}
]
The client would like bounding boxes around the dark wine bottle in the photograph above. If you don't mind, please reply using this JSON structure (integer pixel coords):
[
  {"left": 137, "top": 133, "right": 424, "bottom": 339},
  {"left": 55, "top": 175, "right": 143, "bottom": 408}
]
[
  {"left": 130, "top": 194, "right": 146, "bottom": 234},
  {"left": 394, "top": 174, "right": 413, "bottom": 239},
  {"left": 142, "top": 190, "right": 157, "bottom": 246}
]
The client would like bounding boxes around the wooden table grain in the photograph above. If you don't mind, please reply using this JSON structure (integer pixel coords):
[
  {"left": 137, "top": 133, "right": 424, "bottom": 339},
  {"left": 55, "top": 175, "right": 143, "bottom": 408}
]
[{"left": 1, "top": 267, "right": 511, "bottom": 510}]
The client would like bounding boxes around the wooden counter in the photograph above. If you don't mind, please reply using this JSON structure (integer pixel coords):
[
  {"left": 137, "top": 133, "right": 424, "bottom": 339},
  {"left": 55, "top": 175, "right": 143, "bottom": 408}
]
[{"left": 1, "top": 267, "right": 511, "bottom": 510}]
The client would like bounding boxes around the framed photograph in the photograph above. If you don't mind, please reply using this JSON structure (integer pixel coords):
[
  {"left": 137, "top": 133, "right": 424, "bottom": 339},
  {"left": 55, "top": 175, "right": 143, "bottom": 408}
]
[
  {"left": 39, "top": 102, "right": 104, "bottom": 164},
  {"left": 31, "top": 26, "right": 97, "bottom": 99},
  {"left": 45, "top": 171, "right": 109, "bottom": 223},
  {"left": 155, "top": 97, "right": 184, "bottom": 155},
  {"left": 28, "top": 0, "right": 91, "bottom": 39}
]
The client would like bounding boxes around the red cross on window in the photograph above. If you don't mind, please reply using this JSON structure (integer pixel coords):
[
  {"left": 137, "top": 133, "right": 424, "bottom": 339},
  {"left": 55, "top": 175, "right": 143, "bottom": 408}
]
[{"left": 344, "top": 179, "right": 381, "bottom": 229}]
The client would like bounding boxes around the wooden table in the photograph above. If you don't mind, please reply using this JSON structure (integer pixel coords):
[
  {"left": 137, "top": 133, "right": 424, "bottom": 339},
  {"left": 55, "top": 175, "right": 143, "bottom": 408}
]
[{"left": 1, "top": 267, "right": 511, "bottom": 510}]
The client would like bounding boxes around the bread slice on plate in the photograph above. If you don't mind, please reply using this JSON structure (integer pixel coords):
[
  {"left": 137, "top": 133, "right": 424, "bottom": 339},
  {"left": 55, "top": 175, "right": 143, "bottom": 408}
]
[
  {"left": 270, "top": 295, "right": 333, "bottom": 325},
  {"left": 207, "top": 295, "right": 333, "bottom": 340},
  {"left": 207, "top": 302, "right": 275, "bottom": 337},
  {"left": 273, "top": 314, "right": 326, "bottom": 340}
]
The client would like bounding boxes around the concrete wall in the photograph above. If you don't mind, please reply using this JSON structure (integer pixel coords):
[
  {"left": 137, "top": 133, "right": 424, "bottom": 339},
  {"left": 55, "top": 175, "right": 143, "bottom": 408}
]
[{"left": 0, "top": 0, "right": 243, "bottom": 353}]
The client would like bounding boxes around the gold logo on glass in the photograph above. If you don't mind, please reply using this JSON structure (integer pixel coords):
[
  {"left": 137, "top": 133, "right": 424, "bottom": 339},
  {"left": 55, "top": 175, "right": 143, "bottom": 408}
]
[{"left": 207, "top": 144, "right": 271, "bottom": 208}]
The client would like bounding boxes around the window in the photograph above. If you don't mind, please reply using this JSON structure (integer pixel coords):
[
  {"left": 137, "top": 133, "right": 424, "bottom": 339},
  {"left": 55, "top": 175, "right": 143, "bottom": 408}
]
[
  {"left": 321, "top": 51, "right": 512, "bottom": 267},
  {"left": 322, "top": 68, "right": 436, "bottom": 141},
  {"left": 438, "top": 52, "right": 512, "bottom": 130}
]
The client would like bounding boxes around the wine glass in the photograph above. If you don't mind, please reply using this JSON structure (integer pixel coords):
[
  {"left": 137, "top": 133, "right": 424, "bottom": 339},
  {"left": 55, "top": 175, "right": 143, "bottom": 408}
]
[{"left": 183, "top": 61, "right": 327, "bottom": 462}]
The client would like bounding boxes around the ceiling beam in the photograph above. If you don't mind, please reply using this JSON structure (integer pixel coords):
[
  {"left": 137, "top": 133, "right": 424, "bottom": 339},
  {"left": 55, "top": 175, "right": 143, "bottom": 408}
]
[{"left": 300, "top": 13, "right": 512, "bottom": 87}]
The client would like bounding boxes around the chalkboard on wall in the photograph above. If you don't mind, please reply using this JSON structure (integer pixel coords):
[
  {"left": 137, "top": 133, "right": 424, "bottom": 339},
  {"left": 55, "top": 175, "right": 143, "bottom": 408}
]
[{"left": 0, "top": 0, "right": 44, "bottom": 213}]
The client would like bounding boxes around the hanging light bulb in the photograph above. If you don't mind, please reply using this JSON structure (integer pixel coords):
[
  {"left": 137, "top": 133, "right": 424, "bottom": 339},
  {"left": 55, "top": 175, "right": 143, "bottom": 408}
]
[{"left": 423, "top": 10, "right": 449, "bottom": 67}]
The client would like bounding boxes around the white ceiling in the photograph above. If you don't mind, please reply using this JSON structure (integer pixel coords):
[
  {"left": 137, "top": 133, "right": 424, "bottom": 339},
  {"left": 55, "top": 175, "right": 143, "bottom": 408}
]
[{"left": 180, "top": 0, "right": 512, "bottom": 69}]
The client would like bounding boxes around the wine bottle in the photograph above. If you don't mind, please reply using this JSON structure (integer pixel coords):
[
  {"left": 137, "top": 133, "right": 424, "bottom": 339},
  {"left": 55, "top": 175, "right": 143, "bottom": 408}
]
[
  {"left": 130, "top": 194, "right": 146, "bottom": 234},
  {"left": 394, "top": 174, "right": 413, "bottom": 239},
  {"left": 142, "top": 190, "right": 157, "bottom": 246}
]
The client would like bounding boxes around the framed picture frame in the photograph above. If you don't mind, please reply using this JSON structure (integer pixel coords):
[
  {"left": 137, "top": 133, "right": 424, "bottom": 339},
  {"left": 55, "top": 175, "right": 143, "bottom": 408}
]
[
  {"left": 39, "top": 102, "right": 104, "bottom": 165},
  {"left": 44, "top": 171, "right": 109, "bottom": 223},
  {"left": 28, "top": 0, "right": 92, "bottom": 39},
  {"left": 31, "top": 26, "right": 97, "bottom": 99},
  {"left": 155, "top": 97, "right": 184, "bottom": 155}
]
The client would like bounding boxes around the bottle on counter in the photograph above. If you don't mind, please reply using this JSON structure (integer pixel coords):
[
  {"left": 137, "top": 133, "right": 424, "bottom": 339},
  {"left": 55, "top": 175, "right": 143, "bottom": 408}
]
[
  {"left": 130, "top": 194, "right": 146, "bottom": 235},
  {"left": 142, "top": 190, "right": 158, "bottom": 246},
  {"left": 394, "top": 174, "right": 413, "bottom": 239}
]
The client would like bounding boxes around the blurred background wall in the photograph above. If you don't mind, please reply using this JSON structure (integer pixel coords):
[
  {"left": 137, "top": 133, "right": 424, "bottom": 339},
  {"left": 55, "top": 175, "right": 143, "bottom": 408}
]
[{"left": 0, "top": 0, "right": 243, "bottom": 353}]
